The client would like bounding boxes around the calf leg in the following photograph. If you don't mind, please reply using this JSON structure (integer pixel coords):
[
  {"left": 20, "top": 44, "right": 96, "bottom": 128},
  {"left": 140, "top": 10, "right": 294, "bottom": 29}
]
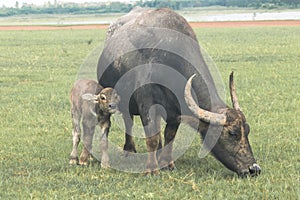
[
  {"left": 79, "top": 118, "right": 95, "bottom": 165},
  {"left": 69, "top": 110, "right": 81, "bottom": 165},
  {"left": 158, "top": 121, "right": 179, "bottom": 170},
  {"left": 99, "top": 120, "right": 111, "bottom": 168},
  {"left": 123, "top": 114, "right": 137, "bottom": 153}
]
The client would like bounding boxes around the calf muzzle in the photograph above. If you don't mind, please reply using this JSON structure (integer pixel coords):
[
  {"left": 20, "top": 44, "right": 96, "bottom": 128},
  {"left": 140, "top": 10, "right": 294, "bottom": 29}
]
[{"left": 109, "top": 103, "right": 117, "bottom": 110}]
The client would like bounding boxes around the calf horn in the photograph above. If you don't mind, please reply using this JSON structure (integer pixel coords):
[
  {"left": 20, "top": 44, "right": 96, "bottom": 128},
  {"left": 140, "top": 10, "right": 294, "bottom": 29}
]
[
  {"left": 184, "top": 74, "right": 227, "bottom": 125},
  {"left": 229, "top": 71, "right": 241, "bottom": 111}
]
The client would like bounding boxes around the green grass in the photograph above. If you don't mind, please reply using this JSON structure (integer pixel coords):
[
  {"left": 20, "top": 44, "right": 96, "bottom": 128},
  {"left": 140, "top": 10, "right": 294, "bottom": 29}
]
[{"left": 0, "top": 26, "right": 299, "bottom": 199}]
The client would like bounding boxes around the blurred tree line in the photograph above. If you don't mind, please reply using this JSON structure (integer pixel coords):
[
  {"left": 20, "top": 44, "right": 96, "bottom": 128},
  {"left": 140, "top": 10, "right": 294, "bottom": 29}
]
[{"left": 0, "top": 0, "right": 299, "bottom": 17}]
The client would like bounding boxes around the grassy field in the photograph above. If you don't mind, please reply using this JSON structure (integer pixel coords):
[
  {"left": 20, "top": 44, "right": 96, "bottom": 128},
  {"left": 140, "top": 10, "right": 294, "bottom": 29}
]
[{"left": 0, "top": 26, "right": 299, "bottom": 199}]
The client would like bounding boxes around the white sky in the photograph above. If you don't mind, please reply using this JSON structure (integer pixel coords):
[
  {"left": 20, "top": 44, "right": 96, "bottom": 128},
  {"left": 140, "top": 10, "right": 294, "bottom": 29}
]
[{"left": 1, "top": 0, "right": 135, "bottom": 7}]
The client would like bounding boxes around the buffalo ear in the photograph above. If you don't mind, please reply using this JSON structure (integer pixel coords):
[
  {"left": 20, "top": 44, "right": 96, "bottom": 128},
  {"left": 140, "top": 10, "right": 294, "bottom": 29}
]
[
  {"left": 82, "top": 93, "right": 98, "bottom": 104},
  {"left": 244, "top": 123, "right": 250, "bottom": 136}
]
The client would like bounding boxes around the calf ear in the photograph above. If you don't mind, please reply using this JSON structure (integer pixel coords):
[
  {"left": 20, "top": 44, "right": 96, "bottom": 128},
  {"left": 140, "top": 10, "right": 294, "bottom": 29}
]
[{"left": 81, "top": 93, "right": 97, "bottom": 103}]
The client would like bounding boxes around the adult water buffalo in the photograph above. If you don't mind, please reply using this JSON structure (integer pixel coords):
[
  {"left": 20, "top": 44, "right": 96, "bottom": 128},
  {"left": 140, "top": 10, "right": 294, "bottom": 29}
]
[{"left": 97, "top": 7, "right": 261, "bottom": 177}]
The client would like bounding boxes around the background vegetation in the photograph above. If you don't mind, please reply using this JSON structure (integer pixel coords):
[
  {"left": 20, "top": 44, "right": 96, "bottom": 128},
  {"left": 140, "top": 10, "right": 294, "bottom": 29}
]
[
  {"left": 0, "top": 26, "right": 299, "bottom": 199},
  {"left": 0, "top": 0, "right": 299, "bottom": 17}
]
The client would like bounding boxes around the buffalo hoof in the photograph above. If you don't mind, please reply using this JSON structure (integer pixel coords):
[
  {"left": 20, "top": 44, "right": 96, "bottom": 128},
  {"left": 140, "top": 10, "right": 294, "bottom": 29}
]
[
  {"left": 123, "top": 150, "right": 137, "bottom": 158},
  {"left": 145, "top": 160, "right": 160, "bottom": 176},
  {"left": 144, "top": 168, "right": 160, "bottom": 176},
  {"left": 123, "top": 144, "right": 137, "bottom": 154},
  {"left": 159, "top": 157, "right": 176, "bottom": 171},
  {"left": 69, "top": 157, "right": 79, "bottom": 165},
  {"left": 161, "top": 163, "right": 176, "bottom": 171}
]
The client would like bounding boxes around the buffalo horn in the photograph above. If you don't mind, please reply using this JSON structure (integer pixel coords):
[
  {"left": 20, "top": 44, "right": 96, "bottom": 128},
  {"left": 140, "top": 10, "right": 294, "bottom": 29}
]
[
  {"left": 184, "top": 74, "right": 227, "bottom": 125},
  {"left": 229, "top": 71, "right": 241, "bottom": 111}
]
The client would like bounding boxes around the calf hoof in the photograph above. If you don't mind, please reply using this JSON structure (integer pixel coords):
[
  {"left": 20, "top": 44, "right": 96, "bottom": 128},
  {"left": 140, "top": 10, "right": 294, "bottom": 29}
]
[
  {"left": 69, "top": 157, "right": 79, "bottom": 165},
  {"left": 79, "top": 161, "right": 88, "bottom": 166},
  {"left": 79, "top": 157, "right": 89, "bottom": 166},
  {"left": 101, "top": 162, "right": 111, "bottom": 169}
]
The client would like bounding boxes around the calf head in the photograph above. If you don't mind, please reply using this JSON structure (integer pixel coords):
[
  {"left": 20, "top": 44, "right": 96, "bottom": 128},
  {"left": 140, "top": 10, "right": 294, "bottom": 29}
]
[
  {"left": 82, "top": 87, "right": 120, "bottom": 114},
  {"left": 96, "top": 88, "right": 120, "bottom": 114},
  {"left": 183, "top": 72, "right": 261, "bottom": 177}
]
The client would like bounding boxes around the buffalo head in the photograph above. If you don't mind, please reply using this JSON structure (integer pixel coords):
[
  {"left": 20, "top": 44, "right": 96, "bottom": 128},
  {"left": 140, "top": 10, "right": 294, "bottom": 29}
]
[{"left": 183, "top": 72, "right": 261, "bottom": 177}]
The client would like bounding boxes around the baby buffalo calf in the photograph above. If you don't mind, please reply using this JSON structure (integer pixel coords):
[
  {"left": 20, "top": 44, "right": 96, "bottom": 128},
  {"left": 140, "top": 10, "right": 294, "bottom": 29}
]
[{"left": 69, "top": 79, "right": 120, "bottom": 167}]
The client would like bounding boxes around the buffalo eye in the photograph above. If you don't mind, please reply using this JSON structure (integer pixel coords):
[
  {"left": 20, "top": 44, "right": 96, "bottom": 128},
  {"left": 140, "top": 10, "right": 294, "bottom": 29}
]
[
  {"left": 228, "top": 127, "right": 241, "bottom": 138},
  {"left": 229, "top": 130, "right": 237, "bottom": 136}
]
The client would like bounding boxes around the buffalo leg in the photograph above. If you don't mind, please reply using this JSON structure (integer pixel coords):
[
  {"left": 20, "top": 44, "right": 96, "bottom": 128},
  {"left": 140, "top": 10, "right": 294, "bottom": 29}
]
[
  {"left": 155, "top": 116, "right": 162, "bottom": 158},
  {"left": 123, "top": 114, "right": 137, "bottom": 153},
  {"left": 158, "top": 121, "right": 179, "bottom": 170},
  {"left": 69, "top": 110, "right": 81, "bottom": 165},
  {"left": 145, "top": 134, "right": 160, "bottom": 175},
  {"left": 140, "top": 114, "right": 161, "bottom": 175}
]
